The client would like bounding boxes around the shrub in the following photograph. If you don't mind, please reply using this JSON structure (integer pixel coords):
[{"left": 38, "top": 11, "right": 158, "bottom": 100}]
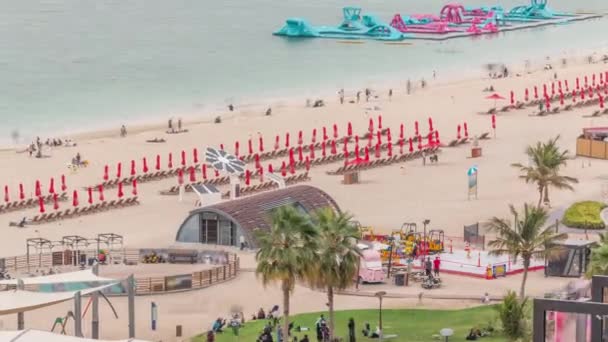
[
  {"left": 562, "top": 201, "right": 606, "bottom": 229},
  {"left": 495, "top": 291, "right": 529, "bottom": 341}
]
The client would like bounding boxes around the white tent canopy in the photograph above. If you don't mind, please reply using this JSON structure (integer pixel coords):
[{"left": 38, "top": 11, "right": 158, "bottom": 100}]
[
  {"left": 0, "top": 330, "right": 149, "bottom": 342},
  {"left": 0, "top": 284, "right": 116, "bottom": 316},
  {"left": 0, "top": 269, "right": 116, "bottom": 286}
]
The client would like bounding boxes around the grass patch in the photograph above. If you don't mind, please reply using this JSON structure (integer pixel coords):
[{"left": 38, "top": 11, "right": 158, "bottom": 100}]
[
  {"left": 562, "top": 201, "right": 607, "bottom": 229},
  {"left": 192, "top": 306, "right": 506, "bottom": 342}
]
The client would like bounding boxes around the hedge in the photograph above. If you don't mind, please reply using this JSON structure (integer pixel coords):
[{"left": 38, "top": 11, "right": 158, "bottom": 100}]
[{"left": 562, "top": 201, "right": 607, "bottom": 229}]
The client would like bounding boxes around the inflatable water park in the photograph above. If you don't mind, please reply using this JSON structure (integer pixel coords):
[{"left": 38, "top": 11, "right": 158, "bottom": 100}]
[{"left": 273, "top": 0, "right": 603, "bottom": 42}]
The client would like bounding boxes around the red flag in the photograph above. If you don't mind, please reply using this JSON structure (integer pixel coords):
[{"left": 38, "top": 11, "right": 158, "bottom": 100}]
[
  {"left": 61, "top": 174, "right": 67, "bottom": 192},
  {"left": 143, "top": 157, "right": 149, "bottom": 173},
  {"left": 48, "top": 178, "right": 55, "bottom": 194},
  {"left": 193, "top": 148, "right": 199, "bottom": 164},
  {"left": 87, "top": 187, "right": 93, "bottom": 204},
  {"left": 38, "top": 196, "right": 45, "bottom": 213},
  {"left": 53, "top": 193, "right": 59, "bottom": 210},
  {"left": 132, "top": 179, "right": 138, "bottom": 195},
  {"left": 103, "top": 165, "right": 109, "bottom": 181},
  {"left": 19, "top": 183, "right": 24, "bottom": 200},
  {"left": 130, "top": 160, "right": 136, "bottom": 176},
  {"left": 73, "top": 190, "right": 79, "bottom": 207},
  {"left": 98, "top": 184, "right": 105, "bottom": 201},
  {"left": 189, "top": 167, "right": 196, "bottom": 182}
]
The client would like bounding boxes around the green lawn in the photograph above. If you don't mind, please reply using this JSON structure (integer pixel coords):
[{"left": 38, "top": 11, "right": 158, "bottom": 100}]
[
  {"left": 192, "top": 306, "right": 506, "bottom": 342},
  {"left": 562, "top": 200, "right": 606, "bottom": 229}
]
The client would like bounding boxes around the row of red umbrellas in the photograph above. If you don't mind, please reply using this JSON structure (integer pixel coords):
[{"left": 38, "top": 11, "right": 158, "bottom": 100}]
[
  {"left": 520, "top": 71, "right": 608, "bottom": 102},
  {"left": 37, "top": 180, "right": 137, "bottom": 213},
  {"left": 4, "top": 176, "right": 67, "bottom": 203}
]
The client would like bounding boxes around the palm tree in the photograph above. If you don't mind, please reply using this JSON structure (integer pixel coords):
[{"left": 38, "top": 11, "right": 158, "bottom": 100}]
[
  {"left": 486, "top": 204, "right": 567, "bottom": 300},
  {"left": 512, "top": 136, "right": 578, "bottom": 208},
  {"left": 255, "top": 206, "right": 318, "bottom": 338},
  {"left": 587, "top": 242, "right": 608, "bottom": 277},
  {"left": 310, "top": 208, "right": 361, "bottom": 340}
]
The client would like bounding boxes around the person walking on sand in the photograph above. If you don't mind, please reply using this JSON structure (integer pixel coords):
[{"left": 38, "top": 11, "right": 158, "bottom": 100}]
[
  {"left": 433, "top": 256, "right": 441, "bottom": 277},
  {"left": 178, "top": 118, "right": 182, "bottom": 131},
  {"left": 365, "top": 88, "right": 371, "bottom": 102},
  {"left": 425, "top": 257, "right": 432, "bottom": 278},
  {"left": 338, "top": 89, "right": 345, "bottom": 105},
  {"left": 120, "top": 125, "right": 127, "bottom": 137},
  {"left": 433, "top": 70, "right": 436, "bottom": 79},
  {"left": 356, "top": 91, "right": 361, "bottom": 103},
  {"left": 406, "top": 79, "right": 412, "bottom": 95},
  {"left": 168, "top": 118, "right": 173, "bottom": 131},
  {"left": 388, "top": 89, "right": 393, "bottom": 101}
]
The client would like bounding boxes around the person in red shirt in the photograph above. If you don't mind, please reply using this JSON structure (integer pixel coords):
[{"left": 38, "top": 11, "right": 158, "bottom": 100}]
[{"left": 433, "top": 256, "right": 441, "bottom": 277}]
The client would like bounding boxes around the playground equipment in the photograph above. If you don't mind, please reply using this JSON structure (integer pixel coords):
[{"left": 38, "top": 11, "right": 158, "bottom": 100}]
[
  {"left": 505, "top": 0, "right": 572, "bottom": 21},
  {"left": 274, "top": 7, "right": 406, "bottom": 41},
  {"left": 428, "top": 230, "right": 445, "bottom": 253},
  {"left": 51, "top": 311, "right": 74, "bottom": 335},
  {"left": 358, "top": 247, "right": 385, "bottom": 283}
]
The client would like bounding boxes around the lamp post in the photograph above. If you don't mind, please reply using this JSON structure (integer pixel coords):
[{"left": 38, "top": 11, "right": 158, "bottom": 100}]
[
  {"left": 386, "top": 237, "right": 395, "bottom": 279},
  {"left": 423, "top": 219, "right": 430, "bottom": 255},
  {"left": 375, "top": 291, "right": 387, "bottom": 341}
]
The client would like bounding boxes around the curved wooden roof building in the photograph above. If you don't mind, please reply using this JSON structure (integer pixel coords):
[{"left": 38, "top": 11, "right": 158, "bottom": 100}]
[{"left": 175, "top": 185, "right": 340, "bottom": 247}]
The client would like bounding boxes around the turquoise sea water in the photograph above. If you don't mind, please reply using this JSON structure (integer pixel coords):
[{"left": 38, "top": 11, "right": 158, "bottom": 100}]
[{"left": 0, "top": 0, "right": 607, "bottom": 144}]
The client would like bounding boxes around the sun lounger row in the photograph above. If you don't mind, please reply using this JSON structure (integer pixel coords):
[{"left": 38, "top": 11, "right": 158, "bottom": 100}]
[
  {"left": 326, "top": 147, "right": 440, "bottom": 175},
  {"left": 0, "top": 193, "right": 68, "bottom": 215},
  {"left": 92, "top": 166, "right": 197, "bottom": 190},
  {"left": 26, "top": 197, "right": 140, "bottom": 225},
  {"left": 221, "top": 173, "right": 310, "bottom": 199},
  {"left": 160, "top": 176, "right": 232, "bottom": 195}
]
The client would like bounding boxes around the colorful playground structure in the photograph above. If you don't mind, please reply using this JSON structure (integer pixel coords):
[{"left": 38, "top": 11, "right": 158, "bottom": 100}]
[
  {"left": 273, "top": 7, "right": 405, "bottom": 41},
  {"left": 274, "top": 0, "right": 600, "bottom": 42}
]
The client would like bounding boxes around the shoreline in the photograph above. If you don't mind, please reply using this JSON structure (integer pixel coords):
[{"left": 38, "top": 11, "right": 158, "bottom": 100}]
[{"left": 5, "top": 44, "right": 608, "bottom": 151}]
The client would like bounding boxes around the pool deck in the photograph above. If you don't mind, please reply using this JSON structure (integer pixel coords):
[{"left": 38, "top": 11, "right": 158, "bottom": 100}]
[{"left": 403, "top": 13, "right": 605, "bottom": 41}]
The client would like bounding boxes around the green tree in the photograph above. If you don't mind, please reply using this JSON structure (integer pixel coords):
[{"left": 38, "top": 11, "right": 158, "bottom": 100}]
[
  {"left": 496, "top": 291, "right": 529, "bottom": 341},
  {"left": 310, "top": 208, "right": 361, "bottom": 340},
  {"left": 255, "top": 206, "right": 318, "bottom": 338},
  {"left": 512, "top": 136, "right": 578, "bottom": 208},
  {"left": 587, "top": 243, "right": 608, "bottom": 277},
  {"left": 486, "top": 204, "right": 567, "bottom": 299}
]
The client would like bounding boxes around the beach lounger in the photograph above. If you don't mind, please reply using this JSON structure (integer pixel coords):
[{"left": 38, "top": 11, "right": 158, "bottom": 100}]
[
  {"left": 54, "top": 212, "right": 63, "bottom": 221},
  {"left": 487, "top": 108, "right": 496, "bottom": 114},
  {"left": 552, "top": 107, "right": 560, "bottom": 113},
  {"left": 72, "top": 207, "right": 80, "bottom": 216},
  {"left": 30, "top": 215, "right": 39, "bottom": 224}
]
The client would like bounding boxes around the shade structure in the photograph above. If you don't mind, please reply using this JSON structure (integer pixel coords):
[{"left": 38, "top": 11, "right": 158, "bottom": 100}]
[
  {"left": 48, "top": 178, "right": 55, "bottom": 194},
  {"left": 177, "top": 169, "right": 184, "bottom": 185},
  {"left": 116, "top": 162, "right": 122, "bottom": 178},
  {"left": 98, "top": 184, "right": 105, "bottom": 201},
  {"left": 378, "top": 115, "right": 383, "bottom": 130},
  {"left": 259, "top": 135, "right": 264, "bottom": 152},
  {"left": 117, "top": 182, "right": 124, "bottom": 198},
  {"left": 142, "top": 157, "right": 148, "bottom": 173},
  {"left": 130, "top": 160, "right": 136, "bottom": 176},
  {"left": 347, "top": 122, "right": 352, "bottom": 136},
  {"left": 414, "top": 121, "right": 419, "bottom": 136},
  {"left": 189, "top": 167, "right": 196, "bottom": 182},
  {"left": 245, "top": 169, "right": 251, "bottom": 186},
  {"left": 486, "top": 92, "right": 505, "bottom": 107},
  {"left": 38, "top": 196, "right": 45, "bottom": 213},
  {"left": 168, "top": 153, "right": 173, "bottom": 168},
  {"left": 180, "top": 150, "right": 186, "bottom": 166},
  {"left": 3, "top": 185, "right": 8, "bottom": 203},
  {"left": 19, "top": 183, "right": 25, "bottom": 200},
  {"left": 312, "top": 128, "right": 317, "bottom": 143},
  {"left": 193, "top": 148, "right": 199, "bottom": 163},
  {"left": 463, "top": 122, "right": 469, "bottom": 138},
  {"left": 333, "top": 124, "right": 338, "bottom": 138},
  {"left": 60, "top": 175, "right": 67, "bottom": 192},
  {"left": 103, "top": 165, "right": 109, "bottom": 181},
  {"left": 87, "top": 187, "right": 93, "bottom": 204},
  {"left": 298, "top": 130, "right": 303, "bottom": 145},
  {"left": 72, "top": 190, "right": 79, "bottom": 207},
  {"left": 285, "top": 132, "right": 290, "bottom": 148},
  {"left": 202, "top": 164, "right": 207, "bottom": 180},
  {"left": 155, "top": 154, "right": 161, "bottom": 170},
  {"left": 35, "top": 180, "right": 41, "bottom": 197}
]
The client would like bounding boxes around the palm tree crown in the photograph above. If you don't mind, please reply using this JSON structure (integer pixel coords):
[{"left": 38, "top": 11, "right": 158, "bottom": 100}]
[
  {"left": 511, "top": 136, "right": 578, "bottom": 207},
  {"left": 486, "top": 204, "right": 567, "bottom": 299}
]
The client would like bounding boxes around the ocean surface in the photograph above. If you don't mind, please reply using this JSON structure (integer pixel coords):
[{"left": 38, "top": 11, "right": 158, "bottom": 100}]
[{"left": 1, "top": 0, "right": 607, "bottom": 145}]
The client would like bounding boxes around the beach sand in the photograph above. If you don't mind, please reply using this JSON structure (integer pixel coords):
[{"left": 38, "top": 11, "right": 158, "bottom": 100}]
[{"left": 0, "top": 56, "right": 607, "bottom": 340}]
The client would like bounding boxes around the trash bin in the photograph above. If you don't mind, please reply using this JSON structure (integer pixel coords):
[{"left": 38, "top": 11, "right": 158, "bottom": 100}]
[{"left": 394, "top": 273, "right": 405, "bottom": 286}]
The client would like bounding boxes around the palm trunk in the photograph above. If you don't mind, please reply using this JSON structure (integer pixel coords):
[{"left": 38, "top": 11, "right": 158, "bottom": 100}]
[
  {"left": 327, "top": 286, "right": 335, "bottom": 341},
  {"left": 282, "top": 280, "right": 290, "bottom": 341},
  {"left": 519, "top": 258, "right": 530, "bottom": 300},
  {"left": 537, "top": 185, "right": 544, "bottom": 208},
  {"left": 543, "top": 186, "right": 550, "bottom": 207}
]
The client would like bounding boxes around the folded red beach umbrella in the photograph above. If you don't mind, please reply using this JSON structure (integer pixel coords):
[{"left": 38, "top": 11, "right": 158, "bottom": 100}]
[
  {"left": 600, "top": 95, "right": 605, "bottom": 109},
  {"left": 61, "top": 174, "right": 67, "bottom": 192},
  {"left": 347, "top": 123, "right": 352, "bottom": 137},
  {"left": 289, "top": 148, "right": 294, "bottom": 164},
  {"left": 399, "top": 124, "right": 404, "bottom": 140},
  {"left": 180, "top": 150, "right": 186, "bottom": 166},
  {"left": 409, "top": 137, "right": 414, "bottom": 153},
  {"left": 525, "top": 88, "right": 529, "bottom": 102},
  {"left": 274, "top": 135, "right": 279, "bottom": 151},
  {"left": 98, "top": 184, "right": 105, "bottom": 201},
  {"left": 245, "top": 170, "right": 251, "bottom": 186},
  {"left": 35, "top": 180, "right": 41, "bottom": 197},
  {"left": 255, "top": 154, "right": 261, "bottom": 169},
  {"left": 168, "top": 153, "right": 173, "bottom": 168},
  {"left": 214, "top": 169, "right": 219, "bottom": 177},
  {"left": 559, "top": 92, "right": 564, "bottom": 106},
  {"left": 130, "top": 160, "right": 136, "bottom": 176},
  {"left": 376, "top": 131, "right": 382, "bottom": 146},
  {"left": 593, "top": 74, "right": 596, "bottom": 86},
  {"left": 581, "top": 89, "right": 585, "bottom": 100},
  {"left": 457, "top": 125, "right": 462, "bottom": 139},
  {"left": 464, "top": 122, "right": 469, "bottom": 138},
  {"left": 19, "top": 183, "right": 24, "bottom": 200},
  {"left": 193, "top": 148, "right": 199, "bottom": 164},
  {"left": 576, "top": 78, "right": 580, "bottom": 90},
  {"left": 551, "top": 83, "right": 555, "bottom": 96},
  {"left": 364, "top": 147, "right": 370, "bottom": 161},
  {"left": 53, "top": 193, "right": 59, "bottom": 210},
  {"left": 48, "top": 178, "right": 55, "bottom": 194},
  {"left": 428, "top": 117, "right": 434, "bottom": 132},
  {"left": 305, "top": 157, "right": 310, "bottom": 171},
  {"left": 202, "top": 164, "right": 207, "bottom": 180},
  {"left": 220, "top": 144, "right": 224, "bottom": 151},
  {"left": 298, "top": 146, "right": 303, "bottom": 162},
  {"left": 510, "top": 91, "right": 514, "bottom": 105},
  {"left": 343, "top": 149, "right": 349, "bottom": 165},
  {"left": 333, "top": 124, "right": 338, "bottom": 139},
  {"left": 268, "top": 163, "right": 274, "bottom": 174},
  {"left": 38, "top": 196, "right": 45, "bottom": 213},
  {"left": 289, "top": 160, "right": 295, "bottom": 174},
  {"left": 177, "top": 169, "right": 184, "bottom": 185},
  {"left": 572, "top": 90, "right": 577, "bottom": 102},
  {"left": 298, "top": 131, "right": 303, "bottom": 145},
  {"left": 368, "top": 118, "right": 374, "bottom": 133},
  {"left": 117, "top": 162, "right": 122, "bottom": 179},
  {"left": 585, "top": 76, "right": 588, "bottom": 87},
  {"left": 103, "top": 165, "right": 109, "bottom": 181},
  {"left": 534, "top": 86, "right": 538, "bottom": 99},
  {"left": 542, "top": 84, "right": 547, "bottom": 96},
  {"left": 331, "top": 140, "right": 337, "bottom": 155},
  {"left": 321, "top": 141, "right": 326, "bottom": 157},
  {"left": 414, "top": 121, "right": 419, "bottom": 136},
  {"left": 73, "top": 190, "right": 79, "bottom": 207},
  {"left": 565, "top": 80, "right": 569, "bottom": 91},
  {"left": 87, "top": 187, "right": 93, "bottom": 204},
  {"left": 189, "top": 167, "right": 196, "bottom": 182},
  {"left": 378, "top": 115, "right": 383, "bottom": 130},
  {"left": 132, "top": 179, "right": 138, "bottom": 195},
  {"left": 234, "top": 141, "right": 240, "bottom": 157},
  {"left": 310, "top": 143, "right": 315, "bottom": 159},
  {"left": 387, "top": 128, "right": 392, "bottom": 143},
  {"left": 399, "top": 139, "right": 404, "bottom": 154},
  {"left": 417, "top": 135, "right": 422, "bottom": 150},
  {"left": 285, "top": 132, "right": 290, "bottom": 148},
  {"left": 435, "top": 131, "right": 440, "bottom": 145},
  {"left": 354, "top": 143, "right": 360, "bottom": 159},
  {"left": 387, "top": 142, "right": 393, "bottom": 157},
  {"left": 427, "top": 132, "right": 433, "bottom": 146},
  {"left": 281, "top": 161, "right": 287, "bottom": 176},
  {"left": 143, "top": 157, "right": 149, "bottom": 173},
  {"left": 3, "top": 185, "right": 8, "bottom": 203},
  {"left": 312, "top": 129, "right": 317, "bottom": 143},
  {"left": 155, "top": 155, "right": 161, "bottom": 170},
  {"left": 323, "top": 127, "right": 328, "bottom": 140}
]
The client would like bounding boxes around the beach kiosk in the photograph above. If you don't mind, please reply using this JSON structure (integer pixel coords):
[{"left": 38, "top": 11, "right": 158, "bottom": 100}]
[
  {"left": 576, "top": 127, "right": 608, "bottom": 159},
  {"left": 545, "top": 239, "right": 596, "bottom": 277}
]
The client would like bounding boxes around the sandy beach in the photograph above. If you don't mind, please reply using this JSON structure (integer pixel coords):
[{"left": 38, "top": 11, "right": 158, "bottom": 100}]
[{"left": 1, "top": 53, "right": 608, "bottom": 340}]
